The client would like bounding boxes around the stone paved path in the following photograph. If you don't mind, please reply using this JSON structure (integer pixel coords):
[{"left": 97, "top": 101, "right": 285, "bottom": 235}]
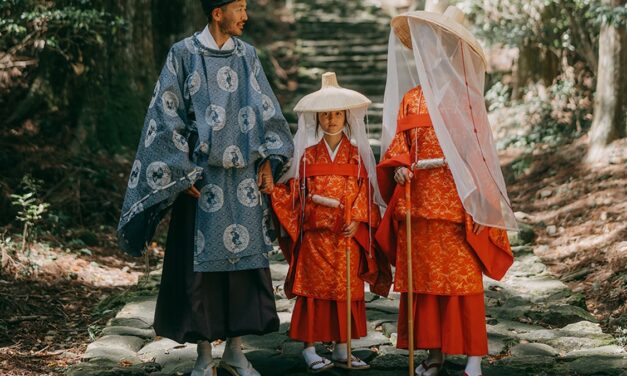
[{"left": 67, "top": 232, "right": 627, "bottom": 376}]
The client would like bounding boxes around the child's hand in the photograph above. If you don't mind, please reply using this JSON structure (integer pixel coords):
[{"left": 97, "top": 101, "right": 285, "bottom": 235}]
[
  {"left": 184, "top": 186, "right": 201, "bottom": 199},
  {"left": 257, "top": 160, "right": 274, "bottom": 193},
  {"left": 343, "top": 221, "right": 359, "bottom": 238}
]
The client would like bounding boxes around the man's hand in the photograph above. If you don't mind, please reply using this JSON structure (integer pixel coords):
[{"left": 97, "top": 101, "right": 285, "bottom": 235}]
[
  {"left": 394, "top": 167, "right": 413, "bottom": 185},
  {"left": 343, "top": 221, "right": 359, "bottom": 238},
  {"left": 184, "top": 185, "right": 201, "bottom": 199},
  {"left": 257, "top": 160, "right": 274, "bottom": 194}
]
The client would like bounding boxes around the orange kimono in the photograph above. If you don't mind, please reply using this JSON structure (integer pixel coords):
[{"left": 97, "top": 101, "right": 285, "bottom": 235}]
[
  {"left": 272, "top": 136, "right": 389, "bottom": 342},
  {"left": 376, "top": 86, "right": 513, "bottom": 356}
]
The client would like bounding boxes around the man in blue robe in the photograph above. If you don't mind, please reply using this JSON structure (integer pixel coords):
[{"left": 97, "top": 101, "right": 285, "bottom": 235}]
[{"left": 117, "top": 1, "right": 294, "bottom": 375}]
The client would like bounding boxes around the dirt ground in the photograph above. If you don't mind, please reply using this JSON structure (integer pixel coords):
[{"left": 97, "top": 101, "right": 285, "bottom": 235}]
[
  {"left": 502, "top": 136, "right": 626, "bottom": 338},
  {"left": 0, "top": 243, "right": 152, "bottom": 375}
]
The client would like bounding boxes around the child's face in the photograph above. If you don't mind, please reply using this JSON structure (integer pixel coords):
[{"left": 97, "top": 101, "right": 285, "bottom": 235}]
[{"left": 318, "top": 110, "right": 346, "bottom": 134}]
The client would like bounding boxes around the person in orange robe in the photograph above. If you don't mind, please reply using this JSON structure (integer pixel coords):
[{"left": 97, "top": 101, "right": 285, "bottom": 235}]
[
  {"left": 377, "top": 5, "right": 517, "bottom": 376},
  {"left": 378, "top": 85, "right": 513, "bottom": 376},
  {"left": 271, "top": 73, "right": 390, "bottom": 373}
]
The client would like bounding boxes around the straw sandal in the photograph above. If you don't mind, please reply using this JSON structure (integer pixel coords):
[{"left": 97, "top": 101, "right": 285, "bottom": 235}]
[
  {"left": 219, "top": 360, "right": 259, "bottom": 376},
  {"left": 332, "top": 355, "right": 370, "bottom": 370},
  {"left": 306, "top": 358, "right": 334, "bottom": 373},
  {"left": 190, "top": 362, "right": 218, "bottom": 376},
  {"left": 415, "top": 360, "right": 443, "bottom": 376}
]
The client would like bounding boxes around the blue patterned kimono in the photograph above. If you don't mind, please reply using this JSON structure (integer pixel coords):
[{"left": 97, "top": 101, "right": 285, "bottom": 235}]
[{"left": 117, "top": 33, "right": 294, "bottom": 272}]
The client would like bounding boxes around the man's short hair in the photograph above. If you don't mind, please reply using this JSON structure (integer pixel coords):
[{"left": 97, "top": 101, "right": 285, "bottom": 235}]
[{"left": 200, "top": 0, "right": 235, "bottom": 20}]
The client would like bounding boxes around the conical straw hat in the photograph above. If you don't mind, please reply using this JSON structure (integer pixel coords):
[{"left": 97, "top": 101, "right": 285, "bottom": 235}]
[
  {"left": 391, "top": 5, "right": 487, "bottom": 67},
  {"left": 293, "top": 72, "right": 371, "bottom": 113}
]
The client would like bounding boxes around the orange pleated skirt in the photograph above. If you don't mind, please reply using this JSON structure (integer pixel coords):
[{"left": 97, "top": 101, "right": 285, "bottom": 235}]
[
  {"left": 289, "top": 296, "right": 367, "bottom": 342},
  {"left": 396, "top": 293, "right": 488, "bottom": 356}
]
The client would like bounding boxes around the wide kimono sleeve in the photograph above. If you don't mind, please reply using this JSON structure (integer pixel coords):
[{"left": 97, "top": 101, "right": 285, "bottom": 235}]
[
  {"left": 117, "top": 45, "right": 203, "bottom": 256},
  {"left": 253, "top": 50, "right": 294, "bottom": 181},
  {"left": 377, "top": 95, "right": 413, "bottom": 203},
  {"left": 270, "top": 179, "right": 301, "bottom": 245},
  {"left": 351, "top": 164, "right": 381, "bottom": 229},
  {"left": 375, "top": 93, "right": 413, "bottom": 264}
]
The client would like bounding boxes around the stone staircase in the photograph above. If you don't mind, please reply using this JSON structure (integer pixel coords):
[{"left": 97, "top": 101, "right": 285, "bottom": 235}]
[{"left": 285, "top": 0, "right": 392, "bottom": 151}]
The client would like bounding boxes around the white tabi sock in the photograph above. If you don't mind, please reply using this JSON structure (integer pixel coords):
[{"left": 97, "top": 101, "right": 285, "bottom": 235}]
[
  {"left": 464, "top": 356, "right": 482, "bottom": 376},
  {"left": 333, "top": 343, "right": 348, "bottom": 360},
  {"left": 302, "top": 346, "right": 328, "bottom": 370},
  {"left": 191, "top": 341, "right": 214, "bottom": 375},
  {"left": 222, "top": 337, "right": 248, "bottom": 369}
]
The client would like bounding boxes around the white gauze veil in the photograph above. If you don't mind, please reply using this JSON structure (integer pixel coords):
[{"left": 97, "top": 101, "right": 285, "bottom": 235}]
[{"left": 381, "top": 19, "right": 518, "bottom": 230}]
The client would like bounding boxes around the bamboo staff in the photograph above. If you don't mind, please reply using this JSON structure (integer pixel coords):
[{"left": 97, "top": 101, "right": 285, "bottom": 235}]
[
  {"left": 345, "top": 199, "right": 352, "bottom": 369},
  {"left": 405, "top": 177, "right": 414, "bottom": 376}
]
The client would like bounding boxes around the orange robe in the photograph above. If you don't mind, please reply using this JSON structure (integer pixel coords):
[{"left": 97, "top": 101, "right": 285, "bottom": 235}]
[
  {"left": 272, "top": 136, "right": 388, "bottom": 342},
  {"left": 375, "top": 86, "right": 513, "bottom": 355}
]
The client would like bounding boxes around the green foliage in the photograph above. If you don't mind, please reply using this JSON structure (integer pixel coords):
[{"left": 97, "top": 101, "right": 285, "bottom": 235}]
[
  {"left": 0, "top": 0, "right": 125, "bottom": 71},
  {"left": 10, "top": 175, "right": 49, "bottom": 227},
  {"left": 485, "top": 81, "right": 511, "bottom": 111},
  {"left": 461, "top": 0, "right": 627, "bottom": 72},
  {"left": 9, "top": 175, "right": 50, "bottom": 254},
  {"left": 0, "top": 0, "right": 126, "bottom": 129}
]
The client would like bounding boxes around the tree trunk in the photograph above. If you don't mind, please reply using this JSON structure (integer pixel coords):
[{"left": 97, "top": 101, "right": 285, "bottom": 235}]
[{"left": 587, "top": 0, "right": 627, "bottom": 163}]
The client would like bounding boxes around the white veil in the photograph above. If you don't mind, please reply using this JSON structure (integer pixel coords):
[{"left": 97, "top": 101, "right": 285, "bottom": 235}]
[
  {"left": 279, "top": 107, "right": 385, "bottom": 207},
  {"left": 381, "top": 21, "right": 518, "bottom": 230}
]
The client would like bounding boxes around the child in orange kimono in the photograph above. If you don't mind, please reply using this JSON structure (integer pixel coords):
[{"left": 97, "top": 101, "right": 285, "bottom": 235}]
[{"left": 271, "top": 73, "right": 390, "bottom": 373}]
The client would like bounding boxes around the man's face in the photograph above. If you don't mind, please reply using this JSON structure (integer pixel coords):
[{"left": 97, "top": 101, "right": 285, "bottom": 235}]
[{"left": 216, "top": 0, "right": 248, "bottom": 37}]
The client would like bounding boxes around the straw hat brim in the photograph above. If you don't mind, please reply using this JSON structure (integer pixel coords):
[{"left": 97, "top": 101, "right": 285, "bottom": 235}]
[
  {"left": 391, "top": 11, "right": 487, "bottom": 67},
  {"left": 293, "top": 86, "right": 371, "bottom": 113}
]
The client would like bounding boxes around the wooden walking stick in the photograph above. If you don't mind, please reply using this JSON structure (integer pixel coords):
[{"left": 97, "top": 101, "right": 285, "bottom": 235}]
[
  {"left": 344, "top": 199, "right": 352, "bottom": 369},
  {"left": 405, "top": 175, "right": 414, "bottom": 376}
]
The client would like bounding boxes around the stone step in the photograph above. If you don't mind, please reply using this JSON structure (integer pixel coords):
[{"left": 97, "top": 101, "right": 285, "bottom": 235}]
[
  {"left": 298, "top": 62, "right": 389, "bottom": 77},
  {"left": 293, "top": 2, "right": 381, "bottom": 15},
  {"left": 298, "top": 73, "right": 386, "bottom": 86},
  {"left": 297, "top": 44, "right": 390, "bottom": 57},
  {"left": 298, "top": 38, "right": 390, "bottom": 48},
  {"left": 296, "top": 83, "right": 385, "bottom": 97},
  {"left": 299, "top": 53, "right": 388, "bottom": 65}
]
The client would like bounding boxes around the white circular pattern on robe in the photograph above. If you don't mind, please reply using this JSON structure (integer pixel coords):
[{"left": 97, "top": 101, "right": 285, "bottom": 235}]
[
  {"left": 205, "top": 105, "right": 226, "bottom": 131},
  {"left": 199, "top": 184, "right": 224, "bottom": 213},
  {"left": 166, "top": 51, "right": 178, "bottom": 75},
  {"left": 261, "top": 95, "right": 276, "bottom": 121},
  {"left": 161, "top": 91, "right": 179, "bottom": 117},
  {"left": 250, "top": 74, "right": 261, "bottom": 93},
  {"left": 195, "top": 230, "right": 205, "bottom": 257},
  {"left": 238, "top": 106, "right": 256, "bottom": 133},
  {"left": 222, "top": 145, "right": 245, "bottom": 168},
  {"left": 262, "top": 209, "right": 273, "bottom": 246},
  {"left": 149, "top": 80, "right": 160, "bottom": 109},
  {"left": 223, "top": 224, "right": 249, "bottom": 253},
  {"left": 144, "top": 119, "right": 158, "bottom": 148},
  {"left": 264, "top": 131, "right": 283, "bottom": 150},
  {"left": 237, "top": 178, "right": 259, "bottom": 207},
  {"left": 185, "top": 71, "right": 201, "bottom": 98},
  {"left": 128, "top": 160, "right": 141, "bottom": 189},
  {"left": 146, "top": 162, "right": 172, "bottom": 190},
  {"left": 172, "top": 130, "right": 189, "bottom": 153},
  {"left": 217, "top": 66, "right": 238, "bottom": 93}
]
